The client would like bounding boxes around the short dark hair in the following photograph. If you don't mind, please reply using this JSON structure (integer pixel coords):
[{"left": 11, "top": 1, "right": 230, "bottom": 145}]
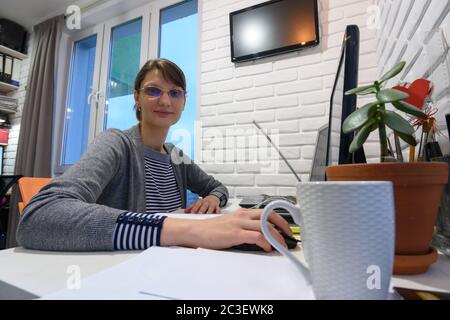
[{"left": 134, "top": 58, "right": 186, "bottom": 121}]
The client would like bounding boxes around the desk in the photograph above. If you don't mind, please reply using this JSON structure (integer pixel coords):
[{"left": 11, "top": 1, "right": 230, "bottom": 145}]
[{"left": 0, "top": 199, "right": 449, "bottom": 299}]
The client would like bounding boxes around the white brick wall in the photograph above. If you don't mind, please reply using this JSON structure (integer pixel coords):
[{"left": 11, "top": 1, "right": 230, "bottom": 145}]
[
  {"left": 199, "top": 0, "right": 378, "bottom": 197},
  {"left": 376, "top": 0, "right": 450, "bottom": 157}
]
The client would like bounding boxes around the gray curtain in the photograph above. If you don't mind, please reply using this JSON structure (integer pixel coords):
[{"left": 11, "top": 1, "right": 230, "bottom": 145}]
[{"left": 6, "top": 15, "right": 64, "bottom": 248}]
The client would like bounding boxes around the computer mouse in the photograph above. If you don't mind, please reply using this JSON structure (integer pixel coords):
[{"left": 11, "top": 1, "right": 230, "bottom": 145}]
[{"left": 231, "top": 231, "right": 300, "bottom": 252}]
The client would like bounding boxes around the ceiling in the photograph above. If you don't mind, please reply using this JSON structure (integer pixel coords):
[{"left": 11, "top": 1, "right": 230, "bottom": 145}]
[{"left": 0, "top": 0, "right": 97, "bottom": 31}]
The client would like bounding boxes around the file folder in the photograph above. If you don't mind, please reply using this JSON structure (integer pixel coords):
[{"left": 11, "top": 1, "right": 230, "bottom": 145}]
[
  {"left": 0, "top": 54, "right": 4, "bottom": 82},
  {"left": 0, "top": 128, "right": 8, "bottom": 145},
  {"left": 11, "top": 58, "right": 21, "bottom": 86},
  {"left": 3, "top": 55, "right": 12, "bottom": 84}
]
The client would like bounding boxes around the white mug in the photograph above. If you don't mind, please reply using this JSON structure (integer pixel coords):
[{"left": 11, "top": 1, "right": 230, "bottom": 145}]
[{"left": 261, "top": 181, "right": 395, "bottom": 300}]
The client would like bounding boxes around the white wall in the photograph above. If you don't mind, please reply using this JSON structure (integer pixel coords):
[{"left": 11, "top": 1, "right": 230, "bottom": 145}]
[
  {"left": 376, "top": 0, "right": 450, "bottom": 157},
  {"left": 198, "top": 0, "right": 378, "bottom": 198}
]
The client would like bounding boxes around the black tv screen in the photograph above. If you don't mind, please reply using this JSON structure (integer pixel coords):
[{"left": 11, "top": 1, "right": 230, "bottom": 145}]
[{"left": 229, "top": 0, "right": 320, "bottom": 63}]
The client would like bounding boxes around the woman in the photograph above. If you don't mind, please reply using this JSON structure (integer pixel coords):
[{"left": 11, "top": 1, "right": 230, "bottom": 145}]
[{"left": 17, "top": 59, "right": 290, "bottom": 252}]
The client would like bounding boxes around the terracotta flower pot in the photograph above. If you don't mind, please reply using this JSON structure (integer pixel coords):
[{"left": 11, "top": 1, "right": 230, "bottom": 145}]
[{"left": 325, "top": 162, "right": 448, "bottom": 275}]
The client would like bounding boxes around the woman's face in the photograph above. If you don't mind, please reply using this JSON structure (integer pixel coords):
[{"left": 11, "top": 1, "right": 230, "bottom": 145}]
[{"left": 134, "top": 69, "right": 186, "bottom": 129}]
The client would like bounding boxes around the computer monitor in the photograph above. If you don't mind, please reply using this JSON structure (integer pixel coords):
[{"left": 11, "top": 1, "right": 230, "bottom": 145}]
[
  {"left": 309, "top": 124, "right": 328, "bottom": 181},
  {"left": 326, "top": 25, "right": 366, "bottom": 166}
]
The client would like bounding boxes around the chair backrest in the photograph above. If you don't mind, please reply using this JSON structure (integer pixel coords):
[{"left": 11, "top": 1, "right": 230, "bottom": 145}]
[
  {"left": 0, "top": 175, "right": 23, "bottom": 201},
  {"left": 18, "top": 177, "right": 52, "bottom": 215}
]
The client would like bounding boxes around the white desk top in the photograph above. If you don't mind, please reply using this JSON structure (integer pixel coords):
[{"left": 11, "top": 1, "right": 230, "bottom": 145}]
[
  {"left": 1, "top": 199, "right": 449, "bottom": 298},
  {"left": 2, "top": 245, "right": 449, "bottom": 298}
]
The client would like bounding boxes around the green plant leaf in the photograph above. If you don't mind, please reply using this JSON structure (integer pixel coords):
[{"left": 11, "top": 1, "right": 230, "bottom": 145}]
[
  {"left": 355, "top": 87, "right": 378, "bottom": 95},
  {"left": 395, "top": 131, "right": 417, "bottom": 146},
  {"left": 379, "top": 61, "right": 406, "bottom": 83},
  {"left": 349, "top": 119, "right": 377, "bottom": 153},
  {"left": 392, "top": 101, "right": 428, "bottom": 119},
  {"left": 383, "top": 110, "right": 415, "bottom": 135},
  {"left": 377, "top": 89, "right": 409, "bottom": 103},
  {"left": 345, "top": 84, "right": 376, "bottom": 96},
  {"left": 342, "top": 102, "right": 378, "bottom": 134}
]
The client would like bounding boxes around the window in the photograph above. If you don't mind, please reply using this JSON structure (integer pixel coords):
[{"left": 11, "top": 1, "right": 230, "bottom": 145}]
[
  {"left": 159, "top": 0, "right": 199, "bottom": 205},
  {"left": 62, "top": 35, "right": 97, "bottom": 165},
  {"left": 55, "top": 6, "right": 149, "bottom": 173},
  {"left": 160, "top": 0, "right": 198, "bottom": 161},
  {"left": 103, "top": 18, "right": 142, "bottom": 130}
]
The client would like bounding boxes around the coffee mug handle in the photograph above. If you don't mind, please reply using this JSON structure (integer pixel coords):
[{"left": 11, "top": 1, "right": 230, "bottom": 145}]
[{"left": 260, "top": 200, "right": 311, "bottom": 284}]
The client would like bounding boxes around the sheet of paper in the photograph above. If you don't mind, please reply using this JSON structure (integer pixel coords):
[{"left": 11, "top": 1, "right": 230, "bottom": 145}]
[{"left": 43, "top": 247, "right": 314, "bottom": 300}]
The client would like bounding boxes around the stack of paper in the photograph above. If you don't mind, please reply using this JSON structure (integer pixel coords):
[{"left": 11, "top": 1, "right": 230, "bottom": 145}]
[
  {"left": 0, "top": 94, "right": 18, "bottom": 113},
  {"left": 43, "top": 247, "right": 314, "bottom": 300}
]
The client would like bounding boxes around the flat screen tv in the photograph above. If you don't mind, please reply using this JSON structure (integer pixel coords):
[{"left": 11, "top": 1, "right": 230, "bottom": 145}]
[
  {"left": 326, "top": 25, "right": 366, "bottom": 167},
  {"left": 229, "top": 0, "right": 320, "bottom": 63}
]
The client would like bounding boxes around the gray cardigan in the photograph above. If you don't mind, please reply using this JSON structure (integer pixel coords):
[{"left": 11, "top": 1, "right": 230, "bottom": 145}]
[{"left": 17, "top": 125, "right": 228, "bottom": 251}]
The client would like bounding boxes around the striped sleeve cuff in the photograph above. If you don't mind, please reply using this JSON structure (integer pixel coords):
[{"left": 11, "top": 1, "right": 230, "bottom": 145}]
[{"left": 112, "top": 212, "right": 167, "bottom": 250}]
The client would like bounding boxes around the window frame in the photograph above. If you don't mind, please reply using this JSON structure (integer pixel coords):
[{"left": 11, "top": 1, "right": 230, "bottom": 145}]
[
  {"left": 95, "top": 6, "right": 151, "bottom": 136},
  {"left": 149, "top": 0, "right": 201, "bottom": 162},
  {"left": 53, "top": 24, "right": 105, "bottom": 175}
]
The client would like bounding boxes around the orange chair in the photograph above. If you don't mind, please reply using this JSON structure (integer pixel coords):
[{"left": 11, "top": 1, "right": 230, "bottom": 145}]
[{"left": 18, "top": 177, "right": 52, "bottom": 215}]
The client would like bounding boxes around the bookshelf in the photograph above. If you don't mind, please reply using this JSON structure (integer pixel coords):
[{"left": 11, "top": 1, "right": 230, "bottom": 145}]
[
  {"left": 0, "top": 45, "right": 27, "bottom": 94},
  {"left": 0, "top": 45, "right": 27, "bottom": 60}
]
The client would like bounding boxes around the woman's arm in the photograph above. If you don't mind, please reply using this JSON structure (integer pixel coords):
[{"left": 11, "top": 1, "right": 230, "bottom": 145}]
[
  {"left": 17, "top": 130, "right": 127, "bottom": 251},
  {"left": 160, "top": 208, "right": 291, "bottom": 252},
  {"left": 186, "top": 161, "right": 228, "bottom": 204}
]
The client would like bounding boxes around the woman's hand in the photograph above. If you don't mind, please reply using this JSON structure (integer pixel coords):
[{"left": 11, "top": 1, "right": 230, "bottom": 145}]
[
  {"left": 184, "top": 195, "right": 221, "bottom": 214},
  {"left": 161, "top": 208, "right": 292, "bottom": 252}
]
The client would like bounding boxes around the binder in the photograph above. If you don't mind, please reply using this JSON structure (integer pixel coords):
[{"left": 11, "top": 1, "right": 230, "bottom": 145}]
[
  {"left": 11, "top": 58, "right": 21, "bottom": 87},
  {"left": 0, "top": 146, "right": 3, "bottom": 175},
  {"left": 0, "top": 54, "right": 4, "bottom": 82},
  {"left": 3, "top": 55, "right": 12, "bottom": 84},
  {"left": 0, "top": 127, "right": 8, "bottom": 145}
]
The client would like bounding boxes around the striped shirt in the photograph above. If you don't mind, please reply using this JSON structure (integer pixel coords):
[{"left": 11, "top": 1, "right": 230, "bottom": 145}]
[
  {"left": 113, "top": 147, "right": 182, "bottom": 250},
  {"left": 143, "top": 148, "right": 182, "bottom": 213}
]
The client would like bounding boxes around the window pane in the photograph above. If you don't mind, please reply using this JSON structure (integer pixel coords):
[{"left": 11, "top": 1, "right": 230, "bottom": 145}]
[
  {"left": 159, "top": 0, "right": 198, "bottom": 205},
  {"left": 160, "top": 0, "right": 198, "bottom": 160},
  {"left": 62, "top": 35, "right": 97, "bottom": 165},
  {"left": 104, "top": 18, "right": 142, "bottom": 130}
]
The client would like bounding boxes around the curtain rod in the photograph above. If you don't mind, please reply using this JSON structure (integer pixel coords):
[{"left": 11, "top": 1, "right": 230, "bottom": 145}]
[{"left": 63, "top": 0, "right": 109, "bottom": 17}]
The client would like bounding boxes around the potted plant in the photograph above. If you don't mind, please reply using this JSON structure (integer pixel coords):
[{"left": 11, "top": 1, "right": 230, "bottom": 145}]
[{"left": 325, "top": 61, "right": 449, "bottom": 275}]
